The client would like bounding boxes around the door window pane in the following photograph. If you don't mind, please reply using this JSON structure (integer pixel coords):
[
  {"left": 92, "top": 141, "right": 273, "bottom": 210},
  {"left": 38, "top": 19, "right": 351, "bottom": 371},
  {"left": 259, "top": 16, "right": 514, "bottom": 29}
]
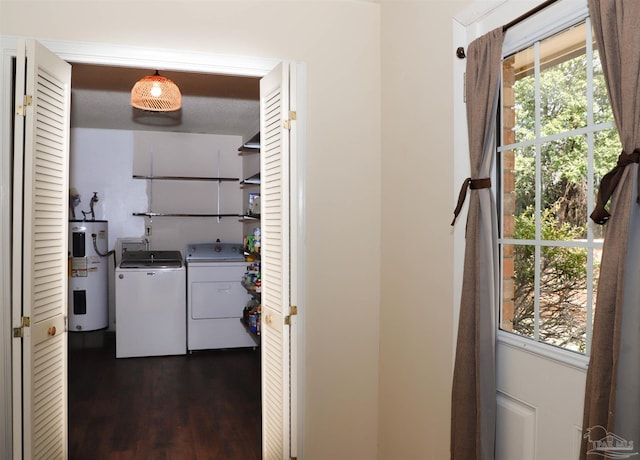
[
  {"left": 541, "top": 136, "right": 588, "bottom": 240},
  {"left": 539, "top": 25, "right": 589, "bottom": 136},
  {"left": 499, "top": 20, "right": 612, "bottom": 356},
  {"left": 539, "top": 246, "right": 588, "bottom": 352}
]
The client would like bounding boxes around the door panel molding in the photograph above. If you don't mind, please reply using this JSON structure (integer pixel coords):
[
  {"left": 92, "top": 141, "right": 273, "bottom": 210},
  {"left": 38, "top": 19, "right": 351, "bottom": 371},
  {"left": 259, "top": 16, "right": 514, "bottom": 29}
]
[{"left": 497, "top": 391, "right": 537, "bottom": 460}]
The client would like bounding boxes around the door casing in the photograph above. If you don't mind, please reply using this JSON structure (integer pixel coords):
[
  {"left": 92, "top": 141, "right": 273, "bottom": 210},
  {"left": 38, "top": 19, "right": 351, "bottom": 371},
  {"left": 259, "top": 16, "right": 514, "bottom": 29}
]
[{"left": 0, "top": 36, "right": 307, "bottom": 460}]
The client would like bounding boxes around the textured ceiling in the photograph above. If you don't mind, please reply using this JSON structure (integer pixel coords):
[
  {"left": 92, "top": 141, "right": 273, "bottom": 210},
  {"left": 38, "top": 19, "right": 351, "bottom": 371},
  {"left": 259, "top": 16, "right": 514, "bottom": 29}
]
[{"left": 70, "top": 63, "right": 261, "bottom": 141}]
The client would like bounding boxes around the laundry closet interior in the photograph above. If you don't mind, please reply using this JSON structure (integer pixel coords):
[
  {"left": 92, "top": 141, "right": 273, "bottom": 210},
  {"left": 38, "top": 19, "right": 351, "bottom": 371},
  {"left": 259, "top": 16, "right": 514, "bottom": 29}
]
[{"left": 67, "top": 63, "right": 263, "bottom": 457}]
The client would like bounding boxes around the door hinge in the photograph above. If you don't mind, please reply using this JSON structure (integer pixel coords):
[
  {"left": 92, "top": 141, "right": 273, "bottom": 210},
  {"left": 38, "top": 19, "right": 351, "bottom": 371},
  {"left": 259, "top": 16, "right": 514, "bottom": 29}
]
[
  {"left": 13, "top": 316, "right": 31, "bottom": 338},
  {"left": 16, "top": 94, "right": 33, "bottom": 117},
  {"left": 284, "top": 305, "right": 298, "bottom": 325},
  {"left": 284, "top": 110, "right": 297, "bottom": 130}
]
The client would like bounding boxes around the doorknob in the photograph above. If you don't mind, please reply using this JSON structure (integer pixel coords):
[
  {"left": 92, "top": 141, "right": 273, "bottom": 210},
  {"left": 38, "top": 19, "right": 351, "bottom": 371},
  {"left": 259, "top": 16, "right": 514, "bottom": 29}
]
[{"left": 48, "top": 326, "right": 57, "bottom": 336}]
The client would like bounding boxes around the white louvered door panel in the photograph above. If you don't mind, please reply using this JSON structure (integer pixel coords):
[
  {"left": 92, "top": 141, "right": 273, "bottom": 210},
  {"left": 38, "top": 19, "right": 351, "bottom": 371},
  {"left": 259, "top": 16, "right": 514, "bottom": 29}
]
[
  {"left": 260, "top": 62, "right": 292, "bottom": 460},
  {"left": 12, "top": 39, "right": 71, "bottom": 460}
]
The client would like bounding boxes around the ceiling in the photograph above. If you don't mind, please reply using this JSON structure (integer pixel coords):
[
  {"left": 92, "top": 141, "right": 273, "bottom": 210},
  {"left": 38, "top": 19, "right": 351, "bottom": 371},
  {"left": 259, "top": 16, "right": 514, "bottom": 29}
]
[{"left": 70, "top": 63, "right": 261, "bottom": 141}]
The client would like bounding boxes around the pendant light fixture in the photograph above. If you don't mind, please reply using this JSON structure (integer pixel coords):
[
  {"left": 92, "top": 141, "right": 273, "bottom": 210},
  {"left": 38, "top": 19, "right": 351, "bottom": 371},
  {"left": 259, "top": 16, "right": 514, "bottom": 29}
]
[{"left": 130, "top": 70, "right": 182, "bottom": 112}]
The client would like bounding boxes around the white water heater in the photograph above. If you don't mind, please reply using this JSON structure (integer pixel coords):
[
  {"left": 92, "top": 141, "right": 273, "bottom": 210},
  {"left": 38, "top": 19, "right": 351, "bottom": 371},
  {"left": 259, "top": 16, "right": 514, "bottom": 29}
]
[{"left": 69, "top": 220, "right": 109, "bottom": 331}]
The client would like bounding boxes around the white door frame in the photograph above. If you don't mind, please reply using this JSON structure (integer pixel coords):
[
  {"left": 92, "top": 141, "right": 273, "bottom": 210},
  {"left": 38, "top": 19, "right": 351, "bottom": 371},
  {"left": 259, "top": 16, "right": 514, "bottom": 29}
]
[{"left": 0, "top": 35, "right": 307, "bottom": 460}]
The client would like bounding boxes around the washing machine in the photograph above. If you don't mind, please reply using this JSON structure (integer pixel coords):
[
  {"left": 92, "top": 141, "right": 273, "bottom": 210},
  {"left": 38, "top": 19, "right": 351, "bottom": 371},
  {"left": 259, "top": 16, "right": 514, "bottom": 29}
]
[
  {"left": 186, "top": 242, "right": 255, "bottom": 351},
  {"left": 115, "top": 250, "right": 186, "bottom": 358}
]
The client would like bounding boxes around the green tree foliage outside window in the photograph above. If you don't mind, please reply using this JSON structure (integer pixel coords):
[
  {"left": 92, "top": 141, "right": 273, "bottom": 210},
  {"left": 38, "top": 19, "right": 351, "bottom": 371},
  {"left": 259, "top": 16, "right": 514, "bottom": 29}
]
[
  {"left": 513, "top": 51, "right": 618, "bottom": 232},
  {"left": 513, "top": 206, "right": 589, "bottom": 351},
  {"left": 506, "top": 45, "right": 620, "bottom": 352}
]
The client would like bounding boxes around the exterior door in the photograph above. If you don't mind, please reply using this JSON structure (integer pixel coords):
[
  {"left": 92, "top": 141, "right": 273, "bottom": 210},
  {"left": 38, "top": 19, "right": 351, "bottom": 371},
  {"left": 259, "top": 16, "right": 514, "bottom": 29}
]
[
  {"left": 453, "top": 2, "right": 595, "bottom": 459},
  {"left": 12, "top": 38, "right": 71, "bottom": 459},
  {"left": 260, "top": 61, "right": 297, "bottom": 460}
]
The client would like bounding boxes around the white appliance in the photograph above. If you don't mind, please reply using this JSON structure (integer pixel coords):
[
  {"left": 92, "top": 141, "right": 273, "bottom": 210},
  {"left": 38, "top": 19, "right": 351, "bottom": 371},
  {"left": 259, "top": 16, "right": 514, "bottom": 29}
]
[
  {"left": 186, "top": 242, "right": 255, "bottom": 351},
  {"left": 115, "top": 237, "right": 148, "bottom": 265},
  {"left": 115, "top": 250, "right": 186, "bottom": 358},
  {"left": 68, "top": 220, "right": 109, "bottom": 331}
]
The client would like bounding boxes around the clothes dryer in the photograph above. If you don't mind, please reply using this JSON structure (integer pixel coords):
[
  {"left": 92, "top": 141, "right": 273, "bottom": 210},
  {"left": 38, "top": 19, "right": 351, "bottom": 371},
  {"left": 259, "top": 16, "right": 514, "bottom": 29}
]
[{"left": 186, "top": 242, "right": 255, "bottom": 351}]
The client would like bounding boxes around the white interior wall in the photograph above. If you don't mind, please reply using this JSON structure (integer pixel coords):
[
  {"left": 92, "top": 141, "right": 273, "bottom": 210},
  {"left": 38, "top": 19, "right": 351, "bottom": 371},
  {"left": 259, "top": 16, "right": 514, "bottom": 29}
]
[
  {"left": 70, "top": 129, "right": 244, "bottom": 251},
  {"left": 132, "top": 130, "right": 244, "bottom": 249},
  {"left": 378, "top": 1, "right": 472, "bottom": 458},
  {"left": 70, "top": 128, "right": 145, "bottom": 248}
]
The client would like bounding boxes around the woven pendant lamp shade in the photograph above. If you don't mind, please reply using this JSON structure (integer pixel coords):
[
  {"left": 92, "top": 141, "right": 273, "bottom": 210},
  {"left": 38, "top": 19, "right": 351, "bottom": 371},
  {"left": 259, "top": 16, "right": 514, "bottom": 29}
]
[{"left": 131, "top": 71, "right": 182, "bottom": 112}]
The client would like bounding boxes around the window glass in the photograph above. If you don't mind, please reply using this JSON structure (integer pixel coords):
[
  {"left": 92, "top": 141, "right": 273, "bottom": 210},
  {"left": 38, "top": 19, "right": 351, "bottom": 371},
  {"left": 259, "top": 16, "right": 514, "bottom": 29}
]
[
  {"left": 539, "top": 24, "right": 589, "bottom": 136},
  {"left": 538, "top": 246, "right": 588, "bottom": 352},
  {"left": 499, "top": 20, "right": 620, "bottom": 354},
  {"left": 541, "top": 136, "right": 588, "bottom": 238},
  {"left": 593, "top": 48, "right": 613, "bottom": 125}
]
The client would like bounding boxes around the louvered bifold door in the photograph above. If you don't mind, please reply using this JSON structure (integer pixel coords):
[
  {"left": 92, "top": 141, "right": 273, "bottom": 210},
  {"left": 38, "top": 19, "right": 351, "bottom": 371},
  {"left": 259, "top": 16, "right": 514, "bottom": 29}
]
[
  {"left": 260, "top": 62, "right": 292, "bottom": 460},
  {"left": 12, "top": 39, "right": 71, "bottom": 460}
]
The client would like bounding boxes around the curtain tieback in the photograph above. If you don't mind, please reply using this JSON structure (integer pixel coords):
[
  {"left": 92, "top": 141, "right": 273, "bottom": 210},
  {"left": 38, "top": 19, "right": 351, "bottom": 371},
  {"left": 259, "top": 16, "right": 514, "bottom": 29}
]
[
  {"left": 451, "top": 177, "right": 492, "bottom": 226},
  {"left": 591, "top": 149, "right": 640, "bottom": 225}
]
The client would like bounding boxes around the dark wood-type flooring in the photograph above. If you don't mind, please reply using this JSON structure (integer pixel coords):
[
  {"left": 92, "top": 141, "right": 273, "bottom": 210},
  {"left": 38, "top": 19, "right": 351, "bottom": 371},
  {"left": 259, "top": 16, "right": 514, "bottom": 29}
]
[{"left": 68, "top": 332, "right": 261, "bottom": 460}]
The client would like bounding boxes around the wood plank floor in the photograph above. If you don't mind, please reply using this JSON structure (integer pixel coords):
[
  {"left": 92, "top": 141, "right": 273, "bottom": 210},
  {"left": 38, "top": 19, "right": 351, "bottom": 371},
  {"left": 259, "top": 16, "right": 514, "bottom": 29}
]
[{"left": 68, "top": 332, "right": 261, "bottom": 460}]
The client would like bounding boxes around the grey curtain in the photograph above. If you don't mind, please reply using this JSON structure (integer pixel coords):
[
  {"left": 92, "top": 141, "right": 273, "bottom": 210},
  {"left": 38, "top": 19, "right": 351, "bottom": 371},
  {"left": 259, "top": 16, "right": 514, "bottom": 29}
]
[
  {"left": 581, "top": 0, "right": 640, "bottom": 458},
  {"left": 451, "top": 27, "right": 504, "bottom": 460}
]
